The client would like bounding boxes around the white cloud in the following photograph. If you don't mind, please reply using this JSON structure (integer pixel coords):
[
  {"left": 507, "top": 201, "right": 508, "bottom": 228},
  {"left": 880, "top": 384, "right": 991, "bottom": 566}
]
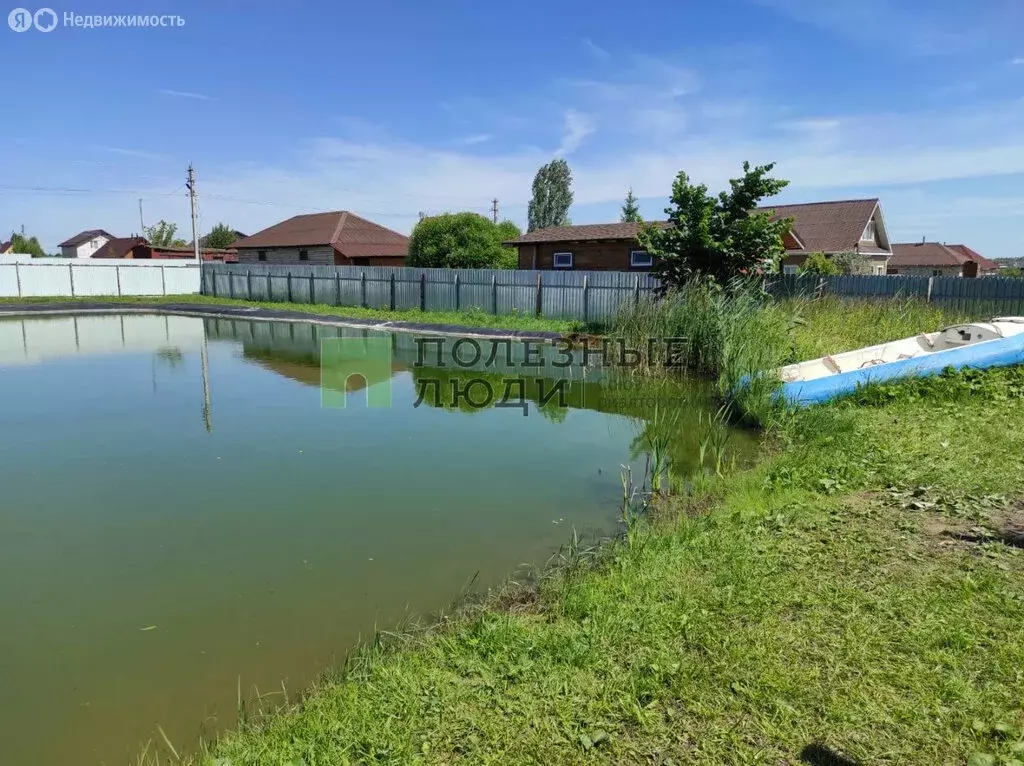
[
  {"left": 1012, "top": 57, "right": 1024, "bottom": 65},
  {"left": 456, "top": 133, "right": 495, "bottom": 145},
  {"left": 555, "top": 110, "right": 596, "bottom": 156},
  {"left": 778, "top": 118, "right": 842, "bottom": 133},
  {"left": 93, "top": 146, "right": 170, "bottom": 162},
  {"left": 582, "top": 38, "right": 610, "bottom": 60},
  {"left": 159, "top": 89, "right": 216, "bottom": 101}
]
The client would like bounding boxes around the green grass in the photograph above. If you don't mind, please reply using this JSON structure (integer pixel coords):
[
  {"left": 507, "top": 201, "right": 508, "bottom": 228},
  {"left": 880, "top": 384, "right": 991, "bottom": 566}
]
[
  {"left": 136, "top": 302, "right": 1024, "bottom": 764},
  {"left": 784, "top": 295, "right": 975, "bottom": 360},
  {"left": 0, "top": 294, "right": 588, "bottom": 335}
]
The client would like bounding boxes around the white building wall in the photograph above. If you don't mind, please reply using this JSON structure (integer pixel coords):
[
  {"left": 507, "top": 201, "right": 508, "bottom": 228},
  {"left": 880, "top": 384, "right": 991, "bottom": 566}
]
[{"left": 61, "top": 235, "right": 110, "bottom": 259}]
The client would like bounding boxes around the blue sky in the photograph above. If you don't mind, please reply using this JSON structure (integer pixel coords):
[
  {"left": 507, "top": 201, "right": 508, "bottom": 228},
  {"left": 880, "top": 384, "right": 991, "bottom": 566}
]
[{"left": 3, "top": 0, "right": 1024, "bottom": 257}]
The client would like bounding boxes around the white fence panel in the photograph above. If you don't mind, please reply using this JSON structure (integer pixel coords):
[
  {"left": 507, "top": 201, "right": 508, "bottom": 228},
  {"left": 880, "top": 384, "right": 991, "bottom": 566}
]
[
  {"left": 0, "top": 264, "right": 21, "bottom": 296},
  {"left": 17, "top": 263, "right": 74, "bottom": 296},
  {"left": 0, "top": 260, "right": 201, "bottom": 297},
  {"left": 70, "top": 264, "right": 121, "bottom": 295},
  {"left": 162, "top": 264, "right": 201, "bottom": 294}
]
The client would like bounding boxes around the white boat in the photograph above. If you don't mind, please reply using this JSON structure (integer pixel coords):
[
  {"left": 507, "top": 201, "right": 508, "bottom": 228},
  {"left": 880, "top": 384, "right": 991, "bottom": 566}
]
[{"left": 778, "top": 317, "right": 1024, "bottom": 405}]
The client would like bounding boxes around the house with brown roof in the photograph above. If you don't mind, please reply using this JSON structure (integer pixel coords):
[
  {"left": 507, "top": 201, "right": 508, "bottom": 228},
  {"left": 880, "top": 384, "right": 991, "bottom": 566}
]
[
  {"left": 504, "top": 198, "right": 892, "bottom": 274},
  {"left": 0, "top": 240, "right": 13, "bottom": 255},
  {"left": 505, "top": 222, "right": 669, "bottom": 271},
  {"left": 59, "top": 229, "right": 114, "bottom": 258},
  {"left": 232, "top": 211, "right": 409, "bottom": 267},
  {"left": 888, "top": 242, "right": 1001, "bottom": 278},
  {"left": 765, "top": 198, "right": 892, "bottom": 275},
  {"left": 90, "top": 236, "right": 148, "bottom": 259}
]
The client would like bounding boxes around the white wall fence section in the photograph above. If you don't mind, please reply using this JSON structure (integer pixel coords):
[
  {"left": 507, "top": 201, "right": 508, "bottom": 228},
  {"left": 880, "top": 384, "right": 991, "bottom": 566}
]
[
  {"left": 0, "top": 259, "right": 201, "bottom": 298},
  {"left": 0, "top": 314, "right": 207, "bottom": 367}
]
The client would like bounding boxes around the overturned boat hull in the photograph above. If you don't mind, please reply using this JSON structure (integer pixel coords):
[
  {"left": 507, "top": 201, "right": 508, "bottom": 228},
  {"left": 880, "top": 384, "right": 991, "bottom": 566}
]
[{"left": 779, "top": 318, "right": 1024, "bottom": 406}]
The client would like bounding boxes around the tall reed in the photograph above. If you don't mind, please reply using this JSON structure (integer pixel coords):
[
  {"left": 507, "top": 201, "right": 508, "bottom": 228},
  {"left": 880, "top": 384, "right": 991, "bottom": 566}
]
[{"left": 612, "top": 277, "right": 796, "bottom": 423}]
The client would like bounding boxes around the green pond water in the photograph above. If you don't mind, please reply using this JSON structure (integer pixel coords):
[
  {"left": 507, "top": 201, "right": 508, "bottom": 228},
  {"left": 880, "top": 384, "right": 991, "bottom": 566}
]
[{"left": 0, "top": 313, "right": 754, "bottom": 765}]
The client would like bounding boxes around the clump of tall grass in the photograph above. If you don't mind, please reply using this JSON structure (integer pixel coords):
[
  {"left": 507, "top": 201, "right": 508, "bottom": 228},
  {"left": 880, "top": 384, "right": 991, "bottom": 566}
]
[
  {"left": 612, "top": 277, "right": 795, "bottom": 423},
  {"left": 783, "top": 295, "right": 973, "bottom": 361}
]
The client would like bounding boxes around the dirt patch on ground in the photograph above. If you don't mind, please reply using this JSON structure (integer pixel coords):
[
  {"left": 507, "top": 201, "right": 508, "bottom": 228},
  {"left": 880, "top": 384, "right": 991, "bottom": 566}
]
[{"left": 919, "top": 498, "right": 1024, "bottom": 551}]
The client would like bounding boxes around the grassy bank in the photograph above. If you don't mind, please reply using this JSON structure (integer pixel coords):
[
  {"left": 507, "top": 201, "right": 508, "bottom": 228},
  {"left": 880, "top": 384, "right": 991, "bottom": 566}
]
[
  {"left": 0, "top": 295, "right": 588, "bottom": 334},
  {"left": 142, "top": 299, "right": 1024, "bottom": 765}
]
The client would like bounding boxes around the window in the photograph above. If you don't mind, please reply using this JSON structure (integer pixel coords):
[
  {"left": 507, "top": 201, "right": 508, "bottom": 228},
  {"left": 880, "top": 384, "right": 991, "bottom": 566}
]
[
  {"left": 552, "top": 252, "right": 573, "bottom": 269},
  {"left": 861, "top": 221, "right": 876, "bottom": 242},
  {"left": 872, "top": 264, "right": 885, "bottom": 276},
  {"left": 630, "top": 250, "right": 653, "bottom": 268},
  {"left": 932, "top": 269, "right": 942, "bottom": 277},
  {"left": 258, "top": 250, "right": 267, "bottom": 262},
  {"left": 782, "top": 264, "right": 799, "bottom": 275},
  {"left": 299, "top": 249, "right": 309, "bottom": 261},
  {"left": 888, "top": 268, "right": 900, "bottom": 275}
]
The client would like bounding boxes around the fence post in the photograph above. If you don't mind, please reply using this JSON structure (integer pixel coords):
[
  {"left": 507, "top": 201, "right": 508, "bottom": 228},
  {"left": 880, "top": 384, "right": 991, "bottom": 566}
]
[
  {"left": 160, "top": 265, "right": 166, "bottom": 296},
  {"left": 492, "top": 273, "right": 497, "bottom": 315},
  {"left": 116, "top": 266, "right": 122, "bottom": 296},
  {"left": 360, "top": 271, "right": 367, "bottom": 308},
  {"left": 582, "top": 273, "right": 589, "bottom": 323},
  {"left": 211, "top": 268, "right": 218, "bottom": 297},
  {"left": 390, "top": 271, "right": 396, "bottom": 311},
  {"left": 228, "top": 268, "right": 235, "bottom": 299},
  {"left": 267, "top": 271, "right": 273, "bottom": 302},
  {"left": 926, "top": 276, "right": 935, "bottom": 303},
  {"left": 634, "top": 274, "right": 640, "bottom": 304},
  {"left": 420, "top": 272, "right": 426, "bottom": 311},
  {"left": 335, "top": 270, "right": 342, "bottom": 306},
  {"left": 535, "top": 273, "right": 543, "bottom": 317},
  {"left": 286, "top": 271, "right": 293, "bottom": 303},
  {"left": 309, "top": 270, "right": 315, "bottom": 304},
  {"left": 14, "top": 262, "right": 21, "bottom": 298},
  {"left": 454, "top": 272, "right": 460, "bottom": 311},
  {"left": 246, "top": 269, "right": 252, "bottom": 300},
  {"left": 68, "top": 264, "right": 75, "bottom": 297}
]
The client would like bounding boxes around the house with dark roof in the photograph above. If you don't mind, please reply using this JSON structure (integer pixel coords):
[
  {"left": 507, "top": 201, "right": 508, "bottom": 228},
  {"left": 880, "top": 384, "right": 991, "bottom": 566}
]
[
  {"left": 765, "top": 198, "right": 892, "bottom": 275},
  {"left": 504, "top": 198, "right": 892, "bottom": 274},
  {"left": 505, "top": 222, "right": 670, "bottom": 271},
  {"left": 59, "top": 229, "right": 114, "bottom": 258},
  {"left": 90, "top": 236, "right": 148, "bottom": 259},
  {"left": 0, "top": 240, "right": 13, "bottom": 255},
  {"left": 889, "top": 242, "right": 1001, "bottom": 278},
  {"left": 232, "top": 212, "right": 409, "bottom": 266}
]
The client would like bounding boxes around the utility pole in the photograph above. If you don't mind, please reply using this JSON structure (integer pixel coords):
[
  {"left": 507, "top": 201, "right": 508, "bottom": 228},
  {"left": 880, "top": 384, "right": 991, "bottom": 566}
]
[
  {"left": 186, "top": 164, "right": 200, "bottom": 263},
  {"left": 138, "top": 198, "right": 145, "bottom": 233},
  {"left": 491, "top": 198, "right": 499, "bottom": 224}
]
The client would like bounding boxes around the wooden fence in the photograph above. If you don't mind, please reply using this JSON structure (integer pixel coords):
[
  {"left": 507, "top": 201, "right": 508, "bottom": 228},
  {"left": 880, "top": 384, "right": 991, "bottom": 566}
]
[
  {"left": 201, "top": 264, "right": 658, "bottom": 323},
  {"left": 200, "top": 264, "right": 1024, "bottom": 322}
]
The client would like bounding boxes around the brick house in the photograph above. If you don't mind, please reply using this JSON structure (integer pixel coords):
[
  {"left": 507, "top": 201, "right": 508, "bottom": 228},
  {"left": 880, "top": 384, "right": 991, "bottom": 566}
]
[
  {"left": 90, "top": 239, "right": 238, "bottom": 262},
  {"left": 505, "top": 222, "right": 669, "bottom": 271},
  {"left": 888, "top": 242, "right": 1001, "bottom": 277},
  {"left": 232, "top": 211, "right": 408, "bottom": 266},
  {"left": 506, "top": 198, "right": 893, "bottom": 273}
]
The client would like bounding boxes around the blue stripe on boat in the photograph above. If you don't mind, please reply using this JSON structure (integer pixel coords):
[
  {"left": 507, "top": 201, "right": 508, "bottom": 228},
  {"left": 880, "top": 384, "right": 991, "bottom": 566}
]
[{"left": 780, "top": 333, "right": 1024, "bottom": 406}]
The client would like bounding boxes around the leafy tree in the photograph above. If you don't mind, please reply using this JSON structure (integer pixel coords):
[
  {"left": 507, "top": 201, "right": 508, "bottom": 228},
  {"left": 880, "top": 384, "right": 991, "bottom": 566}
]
[
  {"left": 527, "top": 159, "right": 573, "bottom": 232},
  {"left": 800, "top": 251, "right": 842, "bottom": 276},
  {"left": 144, "top": 220, "right": 187, "bottom": 248},
  {"left": 9, "top": 232, "right": 46, "bottom": 258},
  {"left": 407, "top": 212, "right": 522, "bottom": 269},
  {"left": 831, "top": 250, "right": 875, "bottom": 275},
  {"left": 638, "top": 161, "right": 792, "bottom": 289},
  {"left": 621, "top": 187, "right": 641, "bottom": 222},
  {"left": 203, "top": 223, "right": 239, "bottom": 249}
]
